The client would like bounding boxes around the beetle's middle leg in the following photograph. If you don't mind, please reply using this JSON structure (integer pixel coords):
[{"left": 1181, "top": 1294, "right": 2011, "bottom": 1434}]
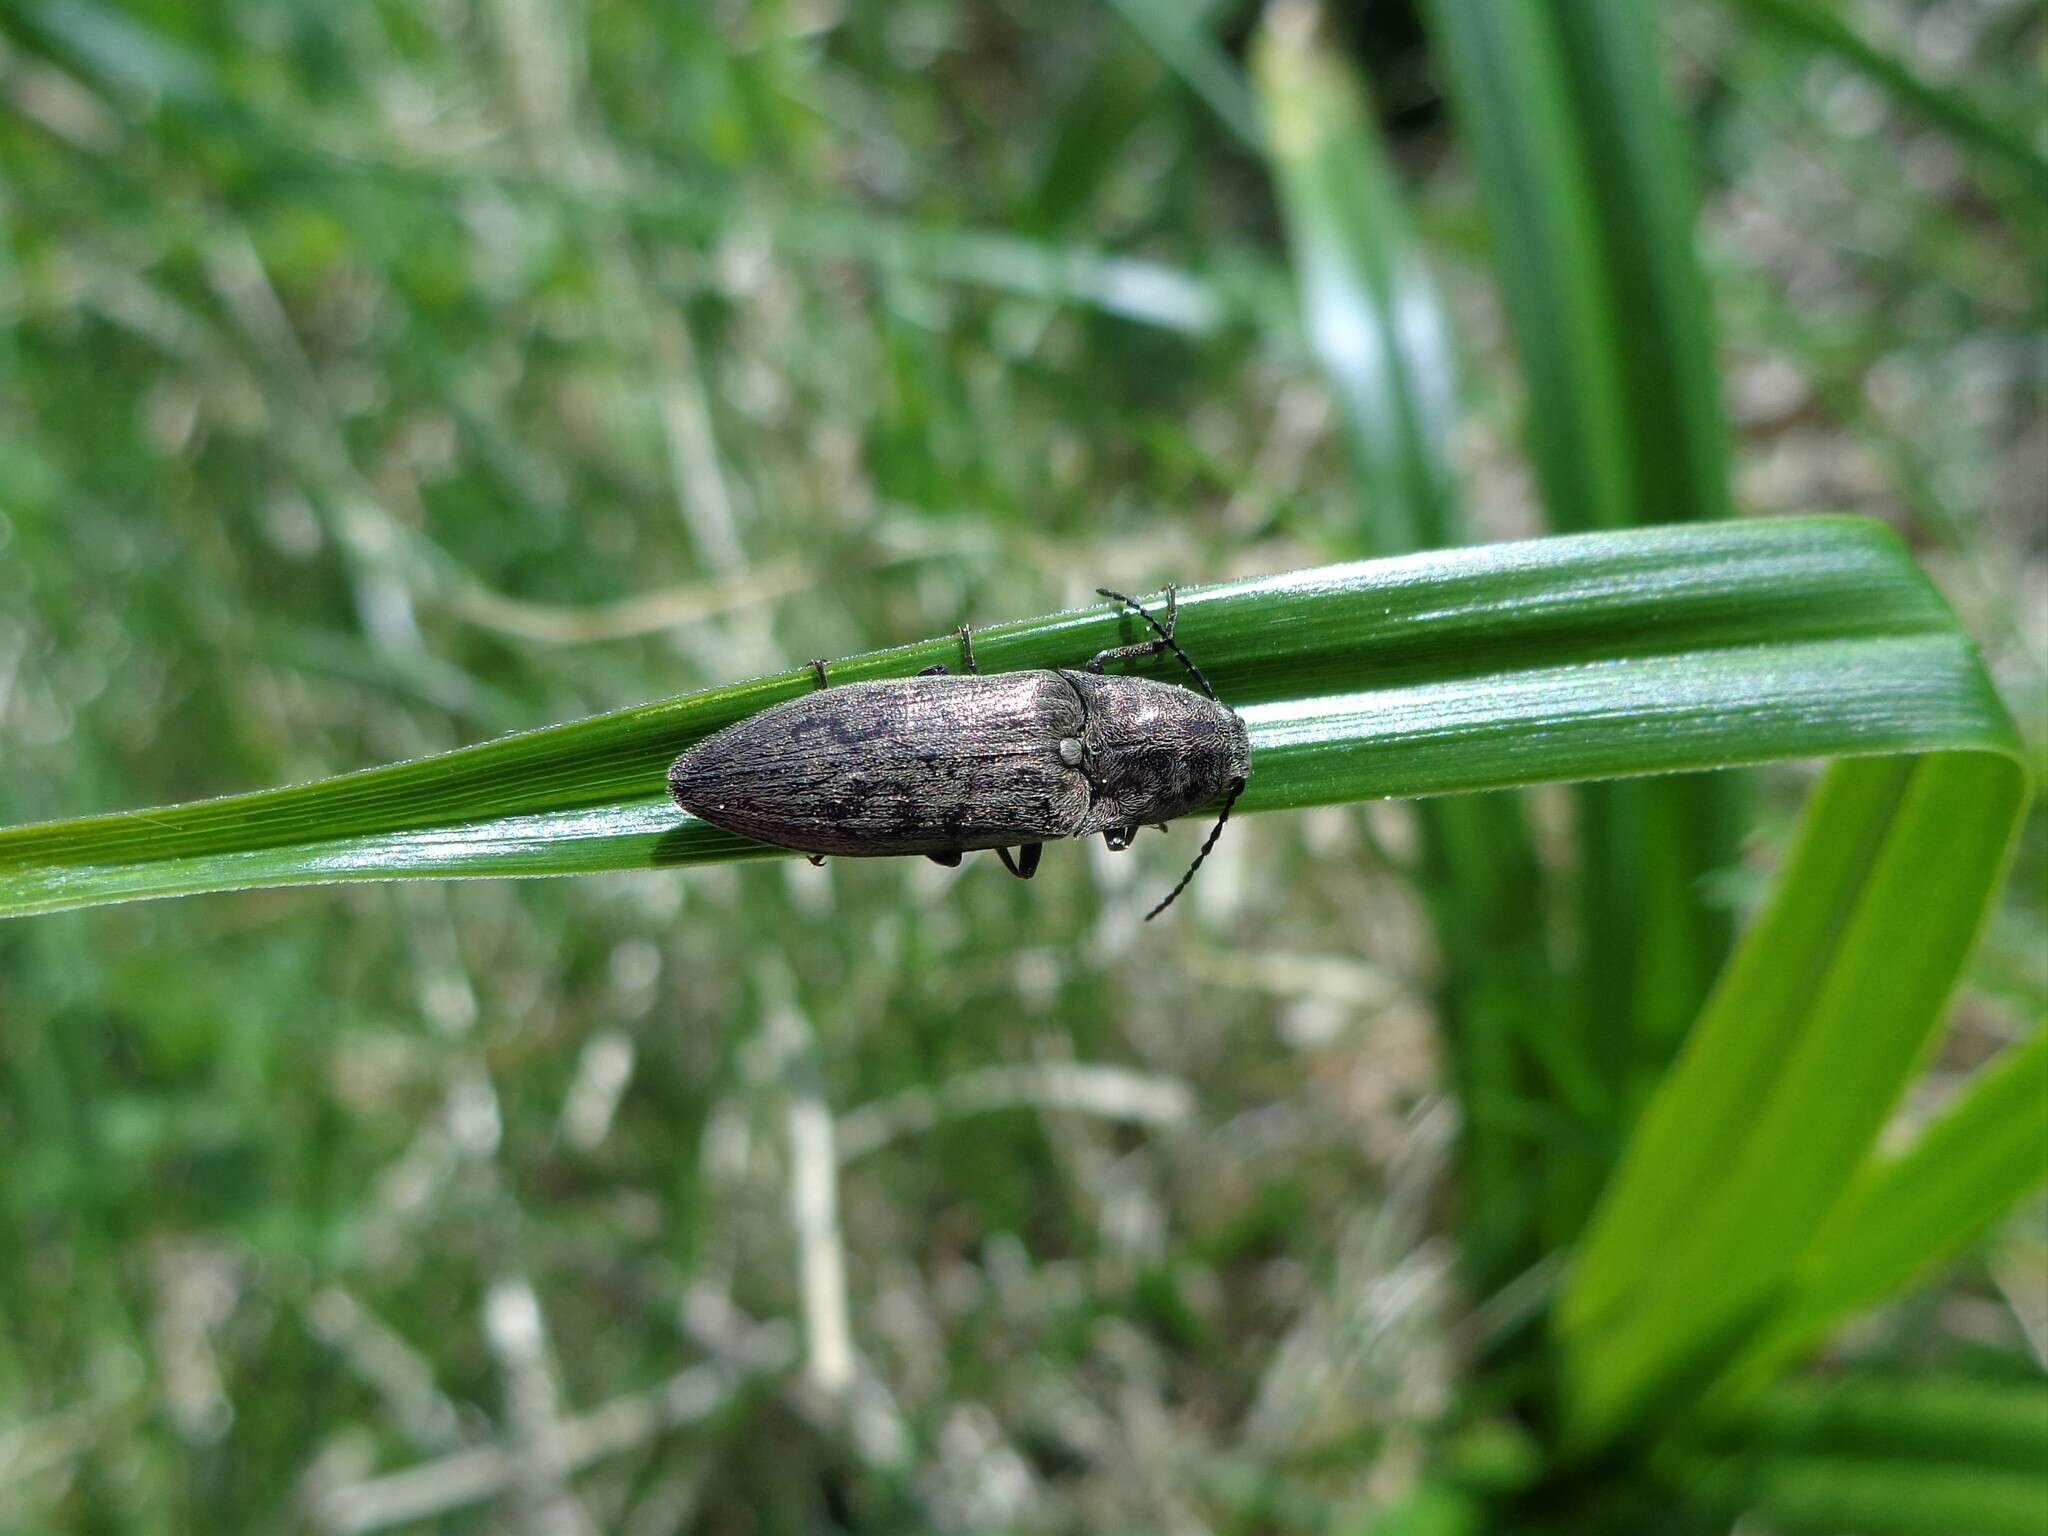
[
  {"left": 917, "top": 627, "right": 977, "bottom": 677},
  {"left": 994, "top": 844, "right": 1042, "bottom": 880}
]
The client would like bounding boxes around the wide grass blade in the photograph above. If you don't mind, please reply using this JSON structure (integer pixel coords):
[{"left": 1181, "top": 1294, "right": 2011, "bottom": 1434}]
[
  {"left": 1556, "top": 751, "right": 2029, "bottom": 1445},
  {"left": 0, "top": 517, "right": 2019, "bottom": 920}
]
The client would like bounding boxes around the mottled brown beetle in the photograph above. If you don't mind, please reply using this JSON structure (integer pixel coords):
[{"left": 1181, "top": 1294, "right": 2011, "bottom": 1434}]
[{"left": 668, "top": 588, "right": 1249, "bottom": 918}]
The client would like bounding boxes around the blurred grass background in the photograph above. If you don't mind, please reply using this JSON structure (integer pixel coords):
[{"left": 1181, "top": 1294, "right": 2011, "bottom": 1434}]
[{"left": 0, "top": 0, "right": 2042, "bottom": 1532}]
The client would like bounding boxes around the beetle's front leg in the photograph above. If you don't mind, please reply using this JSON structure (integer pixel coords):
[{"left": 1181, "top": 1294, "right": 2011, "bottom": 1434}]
[
  {"left": 1087, "top": 585, "right": 1176, "bottom": 674},
  {"left": 994, "top": 843, "right": 1041, "bottom": 879}
]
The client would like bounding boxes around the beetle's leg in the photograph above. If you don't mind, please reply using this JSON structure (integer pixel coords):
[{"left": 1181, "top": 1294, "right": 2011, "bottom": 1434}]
[
  {"left": 925, "top": 850, "right": 962, "bottom": 867},
  {"left": 918, "top": 628, "right": 974, "bottom": 677},
  {"left": 806, "top": 854, "right": 827, "bottom": 867},
  {"left": 809, "top": 659, "right": 829, "bottom": 690},
  {"left": 1102, "top": 825, "right": 1139, "bottom": 852},
  {"left": 1087, "top": 585, "right": 1218, "bottom": 701},
  {"left": 1086, "top": 585, "right": 1176, "bottom": 674},
  {"left": 995, "top": 844, "right": 1042, "bottom": 879}
]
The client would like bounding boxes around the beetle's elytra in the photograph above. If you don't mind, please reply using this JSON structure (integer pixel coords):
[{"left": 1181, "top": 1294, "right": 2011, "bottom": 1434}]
[{"left": 667, "top": 587, "right": 1249, "bottom": 917}]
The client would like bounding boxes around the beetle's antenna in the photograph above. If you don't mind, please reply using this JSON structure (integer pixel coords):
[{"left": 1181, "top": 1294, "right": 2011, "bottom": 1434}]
[
  {"left": 1095, "top": 587, "right": 1217, "bottom": 701},
  {"left": 1146, "top": 776, "right": 1244, "bottom": 921}
]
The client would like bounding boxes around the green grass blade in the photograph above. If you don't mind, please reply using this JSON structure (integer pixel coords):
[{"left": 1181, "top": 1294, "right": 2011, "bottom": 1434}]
[
  {"left": 1253, "top": 7, "right": 1569, "bottom": 1286},
  {"left": 1253, "top": 9, "right": 1462, "bottom": 556},
  {"left": 1421, "top": 0, "right": 1631, "bottom": 537},
  {"left": 1557, "top": 750, "right": 2029, "bottom": 1445},
  {"left": 1701, "top": 1374, "right": 2048, "bottom": 1473},
  {"left": 1103, "top": 0, "right": 1264, "bottom": 151},
  {"left": 1425, "top": 0, "right": 1749, "bottom": 1192},
  {"left": 0, "top": 519, "right": 2020, "bottom": 920},
  {"left": 1727, "top": 0, "right": 2048, "bottom": 201},
  {"left": 1691, "top": 1452, "right": 2048, "bottom": 1536},
  {"left": 1715, "top": 1025, "right": 2048, "bottom": 1399}
]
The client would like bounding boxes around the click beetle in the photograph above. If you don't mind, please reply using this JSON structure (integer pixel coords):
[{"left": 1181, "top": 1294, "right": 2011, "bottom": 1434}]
[{"left": 667, "top": 587, "right": 1249, "bottom": 918}]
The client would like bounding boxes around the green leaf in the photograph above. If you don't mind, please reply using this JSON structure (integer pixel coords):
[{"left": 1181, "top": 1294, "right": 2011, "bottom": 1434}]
[
  {"left": 1556, "top": 751, "right": 2030, "bottom": 1445},
  {"left": 0, "top": 518, "right": 2020, "bottom": 924}
]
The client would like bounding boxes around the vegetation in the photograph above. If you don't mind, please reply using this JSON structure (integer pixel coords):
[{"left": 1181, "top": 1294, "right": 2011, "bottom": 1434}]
[{"left": 1, "top": 1, "right": 2041, "bottom": 1532}]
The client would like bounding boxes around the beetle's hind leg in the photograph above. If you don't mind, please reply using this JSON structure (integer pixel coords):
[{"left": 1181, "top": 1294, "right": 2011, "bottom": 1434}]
[
  {"left": 1087, "top": 584, "right": 1178, "bottom": 674},
  {"left": 808, "top": 659, "right": 830, "bottom": 690},
  {"left": 994, "top": 844, "right": 1042, "bottom": 879}
]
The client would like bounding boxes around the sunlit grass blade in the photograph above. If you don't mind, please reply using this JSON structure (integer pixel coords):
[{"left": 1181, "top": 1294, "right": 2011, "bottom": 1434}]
[
  {"left": 1424, "top": 0, "right": 1748, "bottom": 1194},
  {"left": 1556, "top": 751, "right": 2029, "bottom": 1446},
  {"left": 1253, "top": 4, "right": 1462, "bottom": 556},
  {"left": 1253, "top": 4, "right": 1568, "bottom": 1288},
  {"left": 0, "top": 517, "right": 2020, "bottom": 922}
]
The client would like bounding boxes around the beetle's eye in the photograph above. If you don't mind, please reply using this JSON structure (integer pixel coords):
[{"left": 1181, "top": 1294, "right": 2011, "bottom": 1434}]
[{"left": 1058, "top": 737, "right": 1084, "bottom": 767}]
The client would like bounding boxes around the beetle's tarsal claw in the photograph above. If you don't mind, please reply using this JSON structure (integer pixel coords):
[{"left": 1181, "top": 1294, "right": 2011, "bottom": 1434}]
[
  {"left": 995, "top": 843, "right": 1041, "bottom": 879},
  {"left": 806, "top": 854, "right": 827, "bottom": 867}
]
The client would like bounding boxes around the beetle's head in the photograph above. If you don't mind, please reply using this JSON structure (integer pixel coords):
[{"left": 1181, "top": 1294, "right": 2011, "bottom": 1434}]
[{"left": 1064, "top": 673, "right": 1249, "bottom": 841}]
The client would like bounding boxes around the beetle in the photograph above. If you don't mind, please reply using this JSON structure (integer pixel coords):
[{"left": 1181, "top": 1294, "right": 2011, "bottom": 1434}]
[{"left": 667, "top": 587, "right": 1249, "bottom": 918}]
